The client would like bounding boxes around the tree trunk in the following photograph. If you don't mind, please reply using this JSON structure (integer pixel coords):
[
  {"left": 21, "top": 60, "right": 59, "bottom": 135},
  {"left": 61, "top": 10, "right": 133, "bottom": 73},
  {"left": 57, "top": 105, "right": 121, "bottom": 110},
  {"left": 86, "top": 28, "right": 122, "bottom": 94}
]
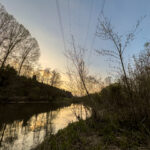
[
  {"left": 119, "top": 50, "right": 136, "bottom": 122},
  {"left": 18, "top": 58, "right": 25, "bottom": 75},
  {"left": 0, "top": 124, "right": 6, "bottom": 146},
  {"left": 0, "top": 52, "right": 9, "bottom": 69}
]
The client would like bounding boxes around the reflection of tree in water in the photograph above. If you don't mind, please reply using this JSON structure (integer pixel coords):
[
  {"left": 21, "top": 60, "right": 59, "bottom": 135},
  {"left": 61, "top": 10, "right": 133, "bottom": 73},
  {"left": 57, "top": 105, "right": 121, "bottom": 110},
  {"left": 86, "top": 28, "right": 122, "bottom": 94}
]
[
  {"left": 0, "top": 121, "right": 20, "bottom": 149},
  {"left": 0, "top": 110, "right": 59, "bottom": 150},
  {"left": 0, "top": 104, "right": 90, "bottom": 150},
  {"left": 0, "top": 103, "right": 59, "bottom": 149},
  {"left": 31, "top": 111, "right": 58, "bottom": 149}
]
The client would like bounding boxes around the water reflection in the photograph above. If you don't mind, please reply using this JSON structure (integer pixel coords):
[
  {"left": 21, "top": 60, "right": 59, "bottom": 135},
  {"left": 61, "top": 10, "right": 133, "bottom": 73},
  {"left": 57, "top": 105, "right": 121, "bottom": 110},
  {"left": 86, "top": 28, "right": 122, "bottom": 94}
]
[{"left": 0, "top": 104, "right": 90, "bottom": 150}]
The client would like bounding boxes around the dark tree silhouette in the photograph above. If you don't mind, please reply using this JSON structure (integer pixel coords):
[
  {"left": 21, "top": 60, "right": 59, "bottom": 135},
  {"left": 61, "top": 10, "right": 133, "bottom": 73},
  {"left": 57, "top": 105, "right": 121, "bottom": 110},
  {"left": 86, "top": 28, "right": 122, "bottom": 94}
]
[{"left": 16, "top": 37, "right": 40, "bottom": 75}]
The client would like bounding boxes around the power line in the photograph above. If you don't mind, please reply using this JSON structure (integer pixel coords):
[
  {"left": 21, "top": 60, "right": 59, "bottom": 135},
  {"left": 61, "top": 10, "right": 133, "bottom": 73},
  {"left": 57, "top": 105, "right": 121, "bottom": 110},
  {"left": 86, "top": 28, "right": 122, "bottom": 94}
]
[
  {"left": 77, "top": 0, "right": 82, "bottom": 43},
  {"left": 67, "top": 0, "right": 71, "bottom": 35},
  {"left": 101, "top": 0, "right": 106, "bottom": 14},
  {"left": 84, "top": 0, "right": 94, "bottom": 49},
  {"left": 56, "top": 0, "right": 67, "bottom": 52},
  {"left": 87, "top": 0, "right": 106, "bottom": 64}
]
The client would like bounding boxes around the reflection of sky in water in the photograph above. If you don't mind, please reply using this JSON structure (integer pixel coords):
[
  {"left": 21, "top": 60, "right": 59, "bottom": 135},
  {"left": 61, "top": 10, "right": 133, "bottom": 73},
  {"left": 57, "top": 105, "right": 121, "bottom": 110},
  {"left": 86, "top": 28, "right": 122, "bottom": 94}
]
[{"left": 0, "top": 104, "right": 91, "bottom": 150}]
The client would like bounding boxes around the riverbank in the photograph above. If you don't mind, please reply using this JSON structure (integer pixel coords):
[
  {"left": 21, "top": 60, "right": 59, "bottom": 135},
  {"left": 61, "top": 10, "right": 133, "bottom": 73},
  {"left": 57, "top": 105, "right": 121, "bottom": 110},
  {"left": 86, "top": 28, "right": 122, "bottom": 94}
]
[
  {"left": 0, "top": 97, "right": 81, "bottom": 128},
  {"left": 0, "top": 103, "right": 89, "bottom": 150},
  {"left": 0, "top": 66, "right": 72, "bottom": 104},
  {"left": 34, "top": 117, "right": 150, "bottom": 150},
  {"left": 33, "top": 82, "right": 150, "bottom": 150},
  {"left": 0, "top": 97, "right": 79, "bottom": 104}
]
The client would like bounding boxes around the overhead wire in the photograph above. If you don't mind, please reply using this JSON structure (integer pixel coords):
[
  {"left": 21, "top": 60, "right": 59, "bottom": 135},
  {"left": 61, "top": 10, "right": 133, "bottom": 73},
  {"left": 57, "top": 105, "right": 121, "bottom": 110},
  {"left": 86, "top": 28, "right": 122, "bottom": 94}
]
[
  {"left": 56, "top": 0, "right": 106, "bottom": 60},
  {"left": 67, "top": 0, "right": 72, "bottom": 35},
  {"left": 101, "top": 0, "right": 106, "bottom": 14},
  {"left": 87, "top": 0, "right": 106, "bottom": 64},
  {"left": 77, "top": 0, "right": 82, "bottom": 45},
  {"left": 84, "top": 0, "right": 94, "bottom": 49},
  {"left": 56, "top": 0, "right": 67, "bottom": 52}
]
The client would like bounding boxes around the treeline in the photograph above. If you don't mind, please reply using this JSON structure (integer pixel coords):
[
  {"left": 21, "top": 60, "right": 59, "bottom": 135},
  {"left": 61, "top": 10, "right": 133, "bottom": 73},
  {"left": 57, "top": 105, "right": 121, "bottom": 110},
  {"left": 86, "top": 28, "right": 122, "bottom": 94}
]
[
  {"left": 0, "top": 4, "right": 40, "bottom": 75},
  {"left": 0, "top": 65, "right": 72, "bottom": 102},
  {"left": 0, "top": 4, "right": 72, "bottom": 102},
  {"left": 0, "top": 4, "right": 62, "bottom": 87}
]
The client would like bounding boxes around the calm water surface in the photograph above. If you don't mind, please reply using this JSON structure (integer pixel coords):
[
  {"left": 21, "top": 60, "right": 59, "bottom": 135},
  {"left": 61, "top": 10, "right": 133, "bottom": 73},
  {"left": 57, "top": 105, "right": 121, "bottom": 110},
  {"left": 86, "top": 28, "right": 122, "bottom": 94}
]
[{"left": 0, "top": 104, "right": 91, "bottom": 150}]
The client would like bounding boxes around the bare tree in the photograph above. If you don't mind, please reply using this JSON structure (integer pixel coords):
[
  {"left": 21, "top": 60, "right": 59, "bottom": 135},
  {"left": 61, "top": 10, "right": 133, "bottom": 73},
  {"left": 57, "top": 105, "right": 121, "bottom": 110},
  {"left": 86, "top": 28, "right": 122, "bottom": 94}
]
[
  {"left": 96, "top": 14, "right": 143, "bottom": 91},
  {"left": 0, "top": 20, "right": 30, "bottom": 69},
  {"left": 33, "top": 65, "right": 42, "bottom": 82},
  {"left": 86, "top": 75, "right": 104, "bottom": 93},
  {"left": 65, "top": 69, "right": 83, "bottom": 96},
  {"left": 132, "top": 42, "right": 150, "bottom": 82},
  {"left": 95, "top": 14, "right": 145, "bottom": 121},
  {"left": 50, "top": 70, "right": 61, "bottom": 87},
  {"left": 41, "top": 68, "right": 51, "bottom": 84},
  {"left": 0, "top": 5, "right": 14, "bottom": 60},
  {"left": 16, "top": 37, "right": 40, "bottom": 75},
  {"left": 0, "top": 4, "right": 41, "bottom": 76},
  {"left": 65, "top": 36, "right": 103, "bottom": 119},
  {"left": 65, "top": 36, "right": 90, "bottom": 97},
  {"left": 21, "top": 63, "right": 34, "bottom": 77}
]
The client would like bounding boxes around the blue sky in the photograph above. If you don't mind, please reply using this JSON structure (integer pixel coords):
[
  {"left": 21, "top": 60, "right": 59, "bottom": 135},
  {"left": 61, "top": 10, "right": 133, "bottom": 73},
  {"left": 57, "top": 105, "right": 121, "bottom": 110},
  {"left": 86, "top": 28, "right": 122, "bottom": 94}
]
[{"left": 1, "top": 0, "right": 150, "bottom": 78}]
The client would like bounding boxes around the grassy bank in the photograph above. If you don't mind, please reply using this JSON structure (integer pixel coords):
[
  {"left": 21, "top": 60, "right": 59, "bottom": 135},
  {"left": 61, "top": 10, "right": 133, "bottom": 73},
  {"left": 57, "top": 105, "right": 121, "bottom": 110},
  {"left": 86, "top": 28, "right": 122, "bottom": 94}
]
[
  {"left": 34, "top": 79, "right": 150, "bottom": 150},
  {"left": 0, "top": 65, "right": 72, "bottom": 103},
  {"left": 34, "top": 117, "right": 150, "bottom": 150}
]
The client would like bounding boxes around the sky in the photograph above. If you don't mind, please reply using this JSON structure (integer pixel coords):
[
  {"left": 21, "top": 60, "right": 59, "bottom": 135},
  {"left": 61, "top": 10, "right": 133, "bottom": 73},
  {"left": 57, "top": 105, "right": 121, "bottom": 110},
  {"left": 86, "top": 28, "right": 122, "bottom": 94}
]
[{"left": 1, "top": 0, "right": 150, "bottom": 79}]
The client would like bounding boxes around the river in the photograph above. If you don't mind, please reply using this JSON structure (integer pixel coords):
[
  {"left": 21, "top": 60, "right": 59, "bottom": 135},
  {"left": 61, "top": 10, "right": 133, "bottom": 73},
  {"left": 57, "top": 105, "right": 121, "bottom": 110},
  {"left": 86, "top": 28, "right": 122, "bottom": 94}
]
[{"left": 0, "top": 104, "right": 91, "bottom": 150}]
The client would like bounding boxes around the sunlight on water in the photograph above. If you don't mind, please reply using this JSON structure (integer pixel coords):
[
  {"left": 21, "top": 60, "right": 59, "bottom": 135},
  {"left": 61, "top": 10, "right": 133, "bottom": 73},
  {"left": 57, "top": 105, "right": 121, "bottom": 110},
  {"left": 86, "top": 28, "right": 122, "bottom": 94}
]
[{"left": 0, "top": 104, "right": 91, "bottom": 150}]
